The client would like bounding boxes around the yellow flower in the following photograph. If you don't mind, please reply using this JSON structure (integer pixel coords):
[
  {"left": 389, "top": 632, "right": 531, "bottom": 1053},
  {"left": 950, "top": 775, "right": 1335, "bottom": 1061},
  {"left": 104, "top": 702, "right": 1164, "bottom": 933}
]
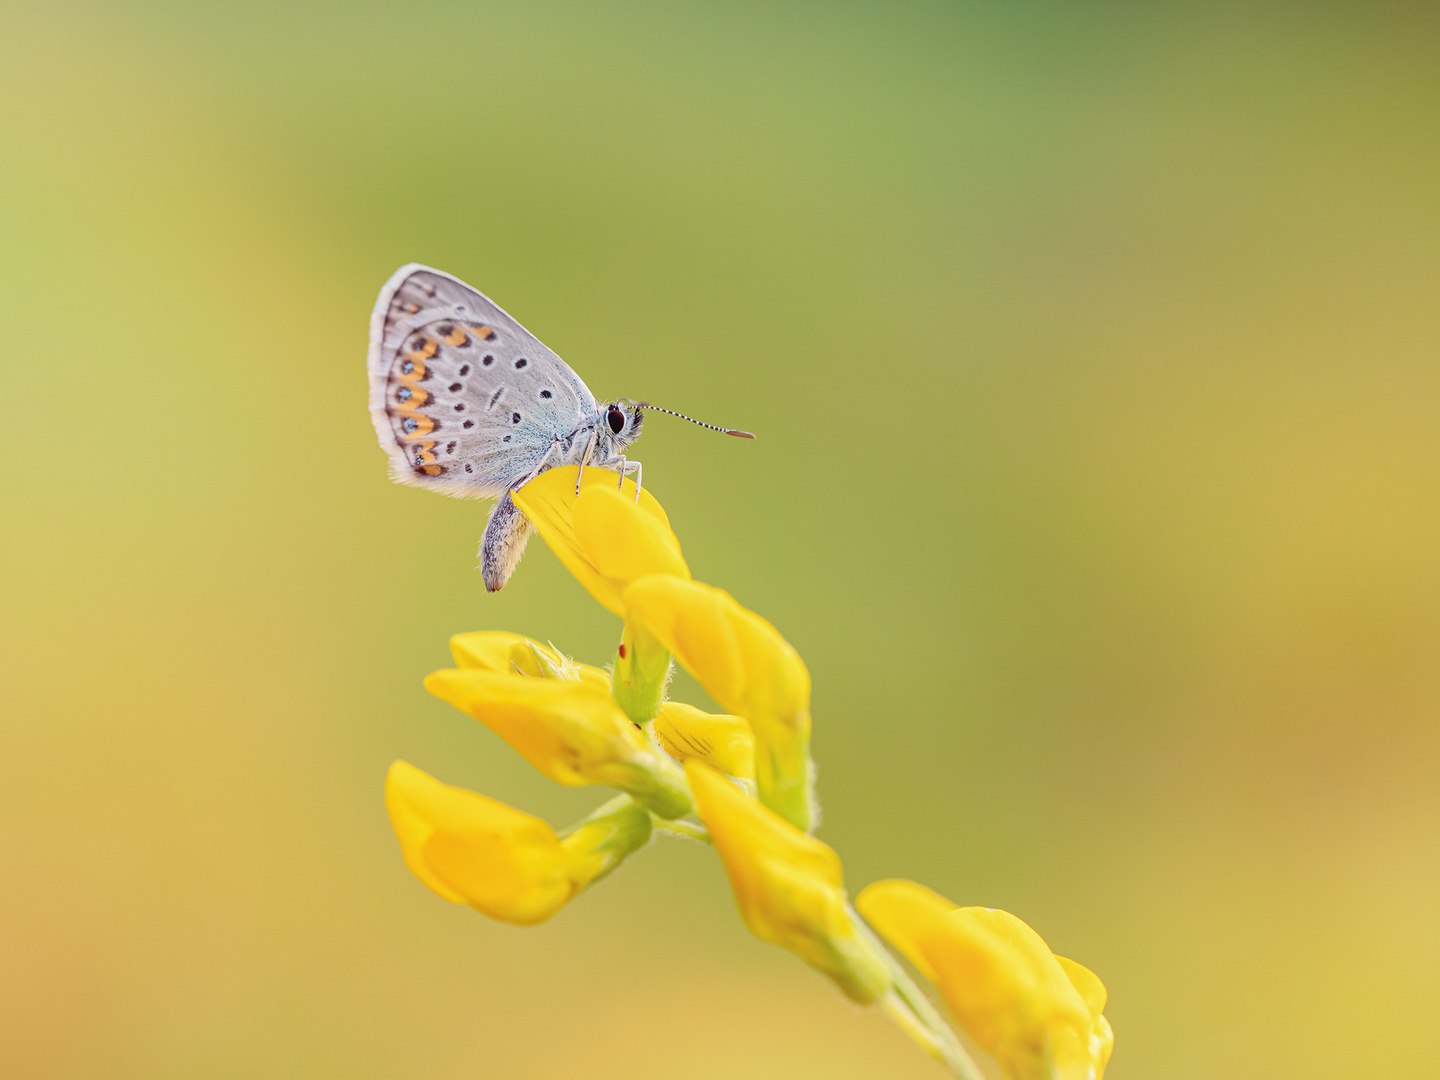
[
  {"left": 511, "top": 466, "right": 688, "bottom": 617},
  {"left": 651, "top": 700, "right": 755, "bottom": 780},
  {"left": 425, "top": 668, "right": 692, "bottom": 819},
  {"left": 625, "top": 576, "right": 813, "bottom": 831},
  {"left": 385, "top": 760, "right": 651, "bottom": 925},
  {"left": 856, "top": 880, "right": 1114, "bottom": 1080},
  {"left": 512, "top": 467, "right": 688, "bottom": 721},
  {"left": 448, "top": 630, "right": 611, "bottom": 691},
  {"left": 686, "top": 760, "right": 890, "bottom": 1003}
]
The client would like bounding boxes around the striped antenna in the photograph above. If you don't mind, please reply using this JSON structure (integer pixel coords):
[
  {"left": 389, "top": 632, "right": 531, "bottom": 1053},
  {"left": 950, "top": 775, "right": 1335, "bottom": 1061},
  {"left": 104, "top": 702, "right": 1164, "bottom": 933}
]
[{"left": 632, "top": 402, "right": 756, "bottom": 439}]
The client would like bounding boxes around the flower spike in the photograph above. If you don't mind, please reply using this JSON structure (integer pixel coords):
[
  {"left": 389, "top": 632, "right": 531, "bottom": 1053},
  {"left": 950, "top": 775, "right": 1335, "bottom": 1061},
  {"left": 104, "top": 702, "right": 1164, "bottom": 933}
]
[{"left": 387, "top": 466, "right": 1114, "bottom": 1080}]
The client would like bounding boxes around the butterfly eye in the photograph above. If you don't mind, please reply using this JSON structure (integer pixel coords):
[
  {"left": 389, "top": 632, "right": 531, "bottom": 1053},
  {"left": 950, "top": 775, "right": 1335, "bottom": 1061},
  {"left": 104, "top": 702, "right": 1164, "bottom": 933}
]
[{"left": 607, "top": 407, "right": 626, "bottom": 434}]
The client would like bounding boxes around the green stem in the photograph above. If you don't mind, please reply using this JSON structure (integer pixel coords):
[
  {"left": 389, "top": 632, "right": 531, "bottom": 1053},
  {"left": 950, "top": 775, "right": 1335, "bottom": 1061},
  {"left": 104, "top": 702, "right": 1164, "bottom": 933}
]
[
  {"left": 850, "top": 908, "right": 987, "bottom": 1080},
  {"left": 649, "top": 815, "right": 711, "bottom": 843},
  {"left": 879, "top": 991, "right": 949, "bottom": 1064}
]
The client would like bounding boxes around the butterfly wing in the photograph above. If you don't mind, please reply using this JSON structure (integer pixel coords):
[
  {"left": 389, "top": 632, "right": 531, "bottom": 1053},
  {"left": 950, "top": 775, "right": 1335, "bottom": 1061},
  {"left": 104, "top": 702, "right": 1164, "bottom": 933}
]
[{"left": 367, "top": 264, "right": 597, "bottom": 498}]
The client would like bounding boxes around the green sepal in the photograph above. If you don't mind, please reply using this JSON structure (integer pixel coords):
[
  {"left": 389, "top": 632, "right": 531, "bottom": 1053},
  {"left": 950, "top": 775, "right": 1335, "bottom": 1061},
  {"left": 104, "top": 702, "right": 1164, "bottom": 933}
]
[
  {"left": 558, "top": 794, "right": 654, "bottom": 886},
  {"left": 610, "top": 615, "right": 671, "bottom": 724}
]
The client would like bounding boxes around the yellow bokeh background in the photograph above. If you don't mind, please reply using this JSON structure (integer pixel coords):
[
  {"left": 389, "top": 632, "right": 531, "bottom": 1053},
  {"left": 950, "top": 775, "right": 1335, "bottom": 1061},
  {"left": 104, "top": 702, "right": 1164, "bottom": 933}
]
[{"left": 3, "top": 3, "right": 1438, "bottom": 1077}]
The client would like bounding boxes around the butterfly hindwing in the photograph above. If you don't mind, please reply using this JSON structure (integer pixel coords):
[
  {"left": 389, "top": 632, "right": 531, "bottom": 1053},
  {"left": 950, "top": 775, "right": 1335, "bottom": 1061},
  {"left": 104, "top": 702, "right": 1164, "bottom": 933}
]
[{"left": 366, "top": 265, "right": 597, "bottom": 497}]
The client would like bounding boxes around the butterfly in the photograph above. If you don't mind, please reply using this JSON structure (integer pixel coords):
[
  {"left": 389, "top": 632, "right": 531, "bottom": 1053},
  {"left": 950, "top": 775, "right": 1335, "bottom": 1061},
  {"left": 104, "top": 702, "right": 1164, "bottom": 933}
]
[{"left": 367, "top": 264, "right": 752, "bottom": 592}]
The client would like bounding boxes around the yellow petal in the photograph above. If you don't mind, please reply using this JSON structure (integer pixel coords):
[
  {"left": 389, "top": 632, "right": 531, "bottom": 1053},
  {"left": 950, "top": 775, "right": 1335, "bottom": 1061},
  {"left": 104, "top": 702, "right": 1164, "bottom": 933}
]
[
  {"left": 686, "top": 758, "right": 838, "bottom": 892},
  {"left": 859, "top": 882, "right": 1112, "bottom": 1080},
  {"left": 622, "top": 577, "right": 807, "bottom": 725},
  {"left": 449, "top": 632, "right": 611, "bottom": 690},
  {"left": 425, "top": 668, "right": 691, "bottom": 818},
  {"left": 854, "top": 878, "right": 958, "bottom": 984},
  {"left": 425, "top": 668, "right": 640, "bottom": 786},
  {"left": 1056, "top": 955, "right": 1107, "bottom": 1022},
  {"left": 573, "top": 484, "right": 688, "bottom": 584},
  {"left": 511, "top": 466, "right": 683, "bottom": 616},
  {"left": 624, "top": 576, "right": 813, "bottom": 828},
  {"left": 686, "top": 761, "right": 889, "bottom": 1003},
  {"left": 1090, "top": 1013, "right": 1115, "bottom": 1075},
  {"left": 384, "top": 760, "right": 578, "bottom": 924},
  {"left": 929, "top": 908, "right": 1083, "bottom": 1079},
  {"left": 449, "top": 631, "right": 535, "bottom": 674},
  {"left": 385, "top": 760, "right": 467, "bottom": 904},
  {"left": 651, "top": 700, "right": 755, "bottom": 780},
  {"left": 1057, "top": 956, "right": 1114, "bottom": 1076}
]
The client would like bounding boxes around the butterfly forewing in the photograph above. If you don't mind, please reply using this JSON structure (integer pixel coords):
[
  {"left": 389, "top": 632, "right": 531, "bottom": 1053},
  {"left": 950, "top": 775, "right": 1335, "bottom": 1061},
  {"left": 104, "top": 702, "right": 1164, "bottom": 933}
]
[{"left": 367, "top": 265, "right": 596, "bottom": 497}]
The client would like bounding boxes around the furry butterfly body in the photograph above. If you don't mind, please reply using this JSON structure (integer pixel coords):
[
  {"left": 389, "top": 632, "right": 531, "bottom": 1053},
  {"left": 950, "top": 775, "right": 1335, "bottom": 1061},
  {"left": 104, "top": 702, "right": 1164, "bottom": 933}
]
[{"left": 367, "top": 264, "right": 644, "bottom": 591}]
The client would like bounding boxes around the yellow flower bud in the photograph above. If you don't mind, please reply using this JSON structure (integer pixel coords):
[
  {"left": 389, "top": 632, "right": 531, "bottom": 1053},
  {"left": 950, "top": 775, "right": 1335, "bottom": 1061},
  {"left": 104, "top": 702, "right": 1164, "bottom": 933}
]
[
  {"left": 424, "top": 668, "right": 692, "bottom": 819},
  {"left": 625, "top": 576, "right": 814, "bottom": 830},
  {"left": 856, "top": 880, "right": 1113, "bottom": 1080},
  {"left": 384, "top": 761, "right": 651, "bottom": 925},
  {"left": 511, "top": 466, "right": 688, "bottom": 617},
  {"left": 651, "top": 700, "right": 755, "bottom": 780},
  {"left": 686, "top": 761, "right": 890, "bottom": 1003},
  {"left": 448, "top": 631, "right": 610, "bottom": 691}
]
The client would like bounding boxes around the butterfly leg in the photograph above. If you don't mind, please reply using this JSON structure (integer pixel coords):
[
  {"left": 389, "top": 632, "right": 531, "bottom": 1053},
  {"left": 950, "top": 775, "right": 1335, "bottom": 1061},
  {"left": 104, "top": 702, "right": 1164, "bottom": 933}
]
[
  {"left": 629, "top": 459, "right": 643, "bottom": 502},
  {"left": 611, "top": 457, "right": 643, "bottom": 502},
  {"left": 575, "top": 429, "right": 599, "bottom": 495}
]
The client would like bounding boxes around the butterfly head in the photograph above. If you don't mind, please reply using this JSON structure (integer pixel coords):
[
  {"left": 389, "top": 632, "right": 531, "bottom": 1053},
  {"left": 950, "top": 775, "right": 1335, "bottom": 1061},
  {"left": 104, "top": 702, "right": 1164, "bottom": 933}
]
[{"left": 602, "top": 401, "right": 644, "bottom": 451}]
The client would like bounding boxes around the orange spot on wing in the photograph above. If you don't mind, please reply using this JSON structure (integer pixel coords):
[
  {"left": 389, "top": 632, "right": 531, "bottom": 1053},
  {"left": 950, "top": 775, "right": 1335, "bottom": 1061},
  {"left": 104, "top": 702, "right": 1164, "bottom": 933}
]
[
  {"left": 469, "top": 324, "right": 496, "bottom": 340},
  {"left": 413, "top": 440, "right": 442, "bottom": 475},
  {"left": 442, "top": 326, "right": 469, "bottom": 346},
  {"left": 400, "top": 414, "right": 436, "bottom": 439},
  {"left": 407, "top": 338, "right": 438, "bottom": 361}
]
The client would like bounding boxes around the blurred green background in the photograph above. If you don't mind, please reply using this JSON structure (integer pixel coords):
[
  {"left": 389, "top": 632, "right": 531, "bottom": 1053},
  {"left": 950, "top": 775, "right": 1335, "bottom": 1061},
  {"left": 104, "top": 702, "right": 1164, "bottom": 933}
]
[{"left": 3, "top": 1, "right": 1438, "bottom": 1077}]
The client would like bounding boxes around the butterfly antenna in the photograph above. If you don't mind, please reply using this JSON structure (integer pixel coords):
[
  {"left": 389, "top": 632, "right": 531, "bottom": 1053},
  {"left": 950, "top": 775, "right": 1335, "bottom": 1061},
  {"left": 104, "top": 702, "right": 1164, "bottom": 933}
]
[{"left": 632, "top": 402, "right": 756, "bottom": 439}]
